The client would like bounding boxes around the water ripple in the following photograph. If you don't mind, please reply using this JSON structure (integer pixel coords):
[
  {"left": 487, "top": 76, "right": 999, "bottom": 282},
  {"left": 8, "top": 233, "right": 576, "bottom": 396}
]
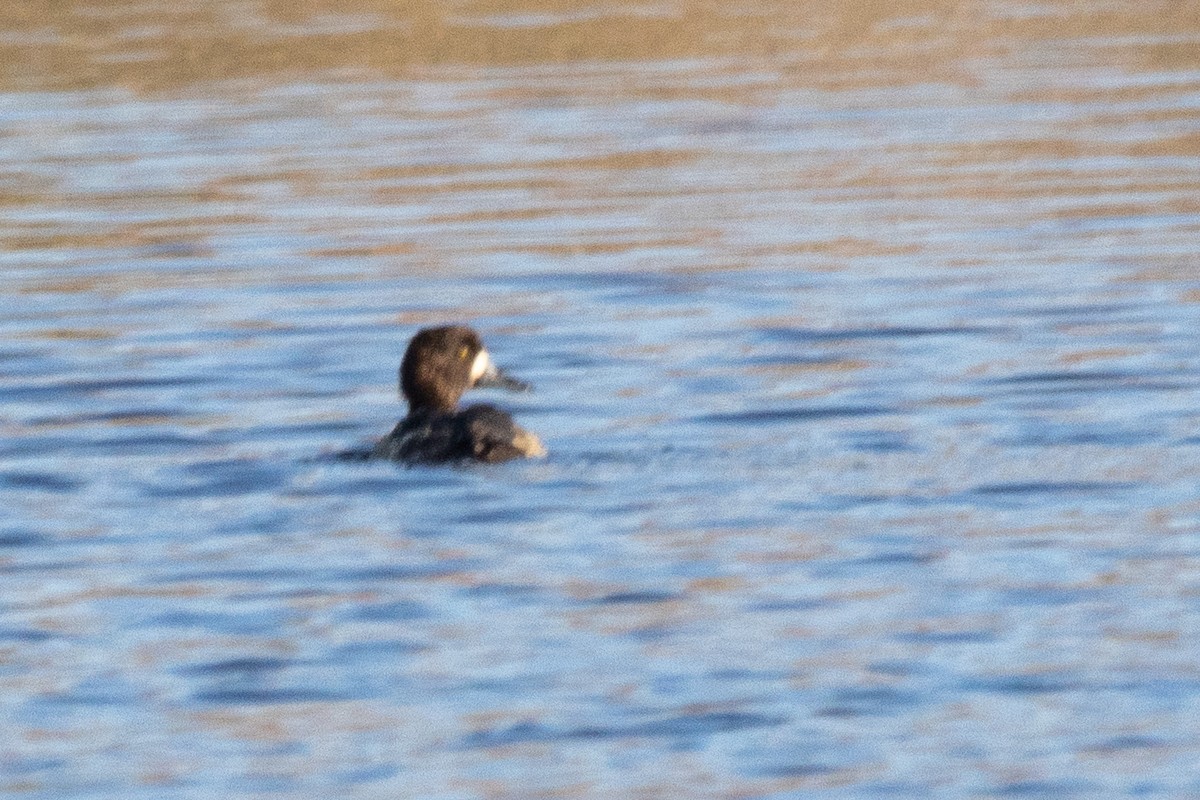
[
  {"left": 2, "top": 4, "right": 1198, "bottom": 797},
  {"left": 462, "top": 710, "right": 787, "bottom": 749}
]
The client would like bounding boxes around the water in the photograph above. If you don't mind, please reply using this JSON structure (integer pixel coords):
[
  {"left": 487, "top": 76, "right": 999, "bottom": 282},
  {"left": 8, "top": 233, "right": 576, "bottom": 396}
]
[{"left": 3, "top": 2, "right": 1200, "bottom": 797}]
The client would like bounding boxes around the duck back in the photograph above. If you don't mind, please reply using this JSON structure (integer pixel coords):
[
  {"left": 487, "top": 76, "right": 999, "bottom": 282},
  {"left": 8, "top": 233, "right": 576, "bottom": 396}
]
[{"left": 375, "top": 404, "right": 543, "bottom": 464}]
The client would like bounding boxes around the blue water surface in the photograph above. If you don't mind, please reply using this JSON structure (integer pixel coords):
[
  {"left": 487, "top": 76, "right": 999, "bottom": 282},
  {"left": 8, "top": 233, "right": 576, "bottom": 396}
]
[{"left": 2, "top": 6, "right": 1200, "bottom": 799}]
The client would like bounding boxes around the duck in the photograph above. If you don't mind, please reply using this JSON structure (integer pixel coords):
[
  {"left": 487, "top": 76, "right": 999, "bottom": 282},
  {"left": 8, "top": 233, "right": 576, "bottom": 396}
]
[{"left": 374, "top": 325, "right": 546, "bottom": 464}]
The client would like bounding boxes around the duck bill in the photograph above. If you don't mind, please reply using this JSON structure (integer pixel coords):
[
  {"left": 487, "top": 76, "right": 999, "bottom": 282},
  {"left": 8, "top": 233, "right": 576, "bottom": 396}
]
[
  {"left": 470, "top": 349, "right": 533, "bottom": 392},
  {"left": 475, "top": 362, "right": 533, "bottom": 392}
]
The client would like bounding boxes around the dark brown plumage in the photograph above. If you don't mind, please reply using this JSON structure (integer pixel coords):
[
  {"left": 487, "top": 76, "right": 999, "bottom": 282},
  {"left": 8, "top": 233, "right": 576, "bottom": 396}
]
[
  {"left": 400, "top": 326, "right": 486, "bottom": 413},
  {"left": 375, "top": 325, "right": 545, "bottom": 464}
]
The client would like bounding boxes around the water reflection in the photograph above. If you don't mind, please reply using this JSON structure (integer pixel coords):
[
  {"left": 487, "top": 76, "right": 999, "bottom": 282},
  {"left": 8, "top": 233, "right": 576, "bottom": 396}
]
[{"left": 2, "top": 0, "right": 1200, "bottom": 797}]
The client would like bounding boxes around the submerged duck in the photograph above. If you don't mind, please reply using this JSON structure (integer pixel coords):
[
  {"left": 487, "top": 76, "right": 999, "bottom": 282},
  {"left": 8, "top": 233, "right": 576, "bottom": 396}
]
[{"left": 374, "top": 325, "right": 546, "bottom": 464}]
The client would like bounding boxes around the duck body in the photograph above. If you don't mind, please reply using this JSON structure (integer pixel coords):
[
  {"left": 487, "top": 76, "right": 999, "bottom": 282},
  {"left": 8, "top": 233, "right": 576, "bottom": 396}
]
[
  {"left": 375, "top": 325, "right": 545, "bottom": 465},
  {"left": 374, "top": 404, "right": 544, "bottom": 464}
]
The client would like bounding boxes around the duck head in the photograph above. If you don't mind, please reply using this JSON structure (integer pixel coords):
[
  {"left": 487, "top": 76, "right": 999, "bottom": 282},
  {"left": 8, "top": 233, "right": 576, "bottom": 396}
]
[{"left": 400, "top": 325, "right": 532, "bottom": 413}]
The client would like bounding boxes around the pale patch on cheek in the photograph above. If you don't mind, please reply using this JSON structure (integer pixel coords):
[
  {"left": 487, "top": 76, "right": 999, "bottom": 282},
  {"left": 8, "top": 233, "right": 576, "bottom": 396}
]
[{"left": 470, "top": 350, "right": 491, "bottom": 384}]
